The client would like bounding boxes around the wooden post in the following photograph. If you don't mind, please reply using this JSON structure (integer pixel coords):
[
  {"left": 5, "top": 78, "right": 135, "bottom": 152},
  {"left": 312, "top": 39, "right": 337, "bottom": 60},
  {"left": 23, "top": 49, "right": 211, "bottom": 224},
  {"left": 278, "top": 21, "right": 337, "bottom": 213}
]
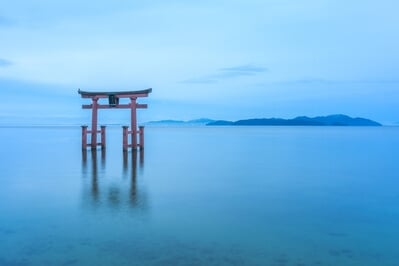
[
  {"left": 139, "top": 126, "right": 145, "bottom": 149},
  {"left": 91, "top": 98, "right": 99, "bottom": 148},
  {"left": 81, "top": 125, "right": 88, "bottom": 150},
  {"left": 100, "top": 125, "right": 106, "bottom": 149},
  {"left": 122, "top": 126, "right": 129, "bottom": 151},
  {"left": 130, "top": 97, "right": 137, "bottom": 149}
]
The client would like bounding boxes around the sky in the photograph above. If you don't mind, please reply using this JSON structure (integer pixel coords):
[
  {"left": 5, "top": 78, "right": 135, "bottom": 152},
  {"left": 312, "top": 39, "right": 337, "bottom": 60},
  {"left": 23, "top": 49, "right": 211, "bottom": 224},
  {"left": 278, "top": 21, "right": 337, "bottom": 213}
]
[{"left": 0, "top": 0, "right": 398, "bottom": 125}]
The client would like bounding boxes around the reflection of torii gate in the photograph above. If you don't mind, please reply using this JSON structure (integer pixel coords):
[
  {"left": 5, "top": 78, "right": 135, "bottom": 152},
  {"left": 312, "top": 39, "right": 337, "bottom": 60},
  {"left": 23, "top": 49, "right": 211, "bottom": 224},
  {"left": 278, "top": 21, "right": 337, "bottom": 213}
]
[{"left": 78, "top": 89, "right": 152, "bottom": 150}]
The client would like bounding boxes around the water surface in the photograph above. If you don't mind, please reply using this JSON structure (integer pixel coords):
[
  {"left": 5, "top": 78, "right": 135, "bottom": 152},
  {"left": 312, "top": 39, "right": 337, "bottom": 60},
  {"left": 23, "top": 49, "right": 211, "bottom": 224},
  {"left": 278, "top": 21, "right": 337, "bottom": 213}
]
[{"left": 0, "top": 126, "right": 398, "bottom": 265}]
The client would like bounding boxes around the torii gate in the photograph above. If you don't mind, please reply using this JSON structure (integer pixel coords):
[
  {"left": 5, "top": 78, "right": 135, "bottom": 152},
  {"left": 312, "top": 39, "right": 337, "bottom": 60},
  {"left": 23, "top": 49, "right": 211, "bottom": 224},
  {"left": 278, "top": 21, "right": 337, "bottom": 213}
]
[{"left": 78, "top": 88, "right": 152, "bottom": 151}]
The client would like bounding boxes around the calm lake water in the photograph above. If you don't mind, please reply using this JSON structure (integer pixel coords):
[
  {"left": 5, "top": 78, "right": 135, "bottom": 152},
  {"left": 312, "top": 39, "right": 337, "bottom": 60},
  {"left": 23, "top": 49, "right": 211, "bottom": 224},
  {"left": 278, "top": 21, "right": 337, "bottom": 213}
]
[{"left": 0, "top": 126, "right": 399, "bottom": 266}]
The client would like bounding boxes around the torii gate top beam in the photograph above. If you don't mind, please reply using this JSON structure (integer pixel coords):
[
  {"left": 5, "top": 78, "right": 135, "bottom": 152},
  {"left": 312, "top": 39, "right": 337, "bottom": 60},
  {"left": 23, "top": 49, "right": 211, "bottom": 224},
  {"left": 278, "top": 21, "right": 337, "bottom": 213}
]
[{"left": 78, "top": 88, "right": 152, "bottom": 99}]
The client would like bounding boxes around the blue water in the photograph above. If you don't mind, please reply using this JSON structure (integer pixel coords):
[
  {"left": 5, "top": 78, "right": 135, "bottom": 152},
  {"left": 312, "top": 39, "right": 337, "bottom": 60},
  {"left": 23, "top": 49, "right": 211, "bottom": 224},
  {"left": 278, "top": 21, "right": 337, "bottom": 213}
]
[{"left": 0, "top": 126, "right": 399, "bottom": 265}]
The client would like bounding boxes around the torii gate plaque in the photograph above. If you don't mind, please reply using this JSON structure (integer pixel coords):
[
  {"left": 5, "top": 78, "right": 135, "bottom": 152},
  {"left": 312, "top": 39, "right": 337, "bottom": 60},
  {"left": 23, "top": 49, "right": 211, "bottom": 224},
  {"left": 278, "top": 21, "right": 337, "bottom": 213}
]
[{"left": 78, "top": 88, "right": 152, "bottom": 151}]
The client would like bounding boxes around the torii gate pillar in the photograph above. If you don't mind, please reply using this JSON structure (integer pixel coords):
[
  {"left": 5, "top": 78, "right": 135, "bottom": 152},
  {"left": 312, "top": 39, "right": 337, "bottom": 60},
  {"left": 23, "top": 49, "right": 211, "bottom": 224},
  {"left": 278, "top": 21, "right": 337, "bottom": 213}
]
[
  {"left": 78, "top": 89, "right": 152, "bottom": 150},
  {"left": 91, "top": 98, "right": 99, "bottom": 148},
  {"left": 130, "top": 97, "right": 137, "bottom": 149}
]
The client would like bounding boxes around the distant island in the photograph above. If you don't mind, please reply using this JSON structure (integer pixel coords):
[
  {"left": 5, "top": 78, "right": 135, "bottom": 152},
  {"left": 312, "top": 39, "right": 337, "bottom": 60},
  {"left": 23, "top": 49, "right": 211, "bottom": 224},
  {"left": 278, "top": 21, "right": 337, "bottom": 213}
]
[
  {"left": 145, "top": 115, "right": 382, "bottom": 127},
  {"left": 208, "top": 114, "right": 381, "bottom": 126},
  {"left": 145, "top": 118, "right": 215, "bottom": 126}
]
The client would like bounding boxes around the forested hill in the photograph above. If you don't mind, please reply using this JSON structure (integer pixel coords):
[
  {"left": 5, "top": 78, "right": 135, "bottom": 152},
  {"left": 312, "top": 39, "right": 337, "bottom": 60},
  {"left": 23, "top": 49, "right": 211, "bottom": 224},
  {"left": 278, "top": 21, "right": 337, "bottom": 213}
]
[{"left": 207, "top": 115, "right": 382, "bottom": 126}]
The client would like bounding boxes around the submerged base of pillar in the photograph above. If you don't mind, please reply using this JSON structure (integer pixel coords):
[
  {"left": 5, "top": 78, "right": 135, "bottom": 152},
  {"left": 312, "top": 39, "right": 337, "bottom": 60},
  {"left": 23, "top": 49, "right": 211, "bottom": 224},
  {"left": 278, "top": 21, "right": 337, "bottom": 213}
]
[
  {"left": 81, "top": 125, "right": 106, "bottom": 150},
  {"left": 123, "top": 126, "right": 145, "bottom": 151},
  {"left": 81, "top": 125, "right": 145, "bottom": 150}
]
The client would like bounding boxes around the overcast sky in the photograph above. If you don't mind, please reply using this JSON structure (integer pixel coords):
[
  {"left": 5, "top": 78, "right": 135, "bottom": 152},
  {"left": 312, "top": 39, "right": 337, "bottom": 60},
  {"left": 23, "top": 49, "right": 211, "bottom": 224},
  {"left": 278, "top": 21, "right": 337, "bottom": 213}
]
[{"left": 0, "top": 0, "right": 398, "bottom": 124}]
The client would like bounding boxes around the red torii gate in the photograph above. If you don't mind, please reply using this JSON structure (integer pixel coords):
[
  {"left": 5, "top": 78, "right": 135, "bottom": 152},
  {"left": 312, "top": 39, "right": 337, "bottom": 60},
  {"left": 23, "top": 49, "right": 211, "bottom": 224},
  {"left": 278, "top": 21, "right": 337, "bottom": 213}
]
[{"left": 78, "top": 88, "right": 152, "bottom": 151}]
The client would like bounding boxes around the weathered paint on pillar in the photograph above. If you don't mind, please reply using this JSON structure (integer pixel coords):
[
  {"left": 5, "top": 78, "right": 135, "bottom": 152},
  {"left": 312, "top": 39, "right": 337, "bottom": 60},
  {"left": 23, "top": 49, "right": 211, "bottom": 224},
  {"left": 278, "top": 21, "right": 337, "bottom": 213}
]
[
  {"left": 91, "top": 98, "right": 99, "bottom": 148},
  {"left": 122, "top": 126, "right": 129, "bottom": 151},
  {"left": 130, "top": 97, "right": 137, "bottom": 149},
  {"left": 100, "top": 126, "right": 106, "bottom": 149},
  {"left": 139, "top": 126, "right": 145, "bottom": 149},
  {"left": 81, "top": 125, "right": 88, "bottom": 150}
]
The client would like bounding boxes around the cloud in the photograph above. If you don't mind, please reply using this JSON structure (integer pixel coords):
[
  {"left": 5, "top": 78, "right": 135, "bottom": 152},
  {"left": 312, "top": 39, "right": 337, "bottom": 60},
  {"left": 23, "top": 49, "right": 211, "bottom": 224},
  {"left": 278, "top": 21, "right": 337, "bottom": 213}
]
[
  {"left": 181, "top": 64, "right": 268, "bottom": 84},
  {"left": 289, "top": 78, "right": 399, "bottom": 85},
  {"left": 220, "top": 65, "right": 268, "bottom": 74},
  {"left": 0, "top": 58, "right": 12, "bottom": 67},
  {"left": 180, "top": 77, "right": 218, "bottom": 84}
]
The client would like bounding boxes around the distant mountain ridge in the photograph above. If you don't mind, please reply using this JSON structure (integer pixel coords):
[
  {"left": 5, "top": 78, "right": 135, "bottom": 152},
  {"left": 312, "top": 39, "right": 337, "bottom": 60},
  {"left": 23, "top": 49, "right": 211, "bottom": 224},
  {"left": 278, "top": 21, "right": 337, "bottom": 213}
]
[
  {"left": 145, "top": 118, "right": 215, "bottom": 126},
  {"left": 207, "top": 114, "right": 381, "bottom": 126}
]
